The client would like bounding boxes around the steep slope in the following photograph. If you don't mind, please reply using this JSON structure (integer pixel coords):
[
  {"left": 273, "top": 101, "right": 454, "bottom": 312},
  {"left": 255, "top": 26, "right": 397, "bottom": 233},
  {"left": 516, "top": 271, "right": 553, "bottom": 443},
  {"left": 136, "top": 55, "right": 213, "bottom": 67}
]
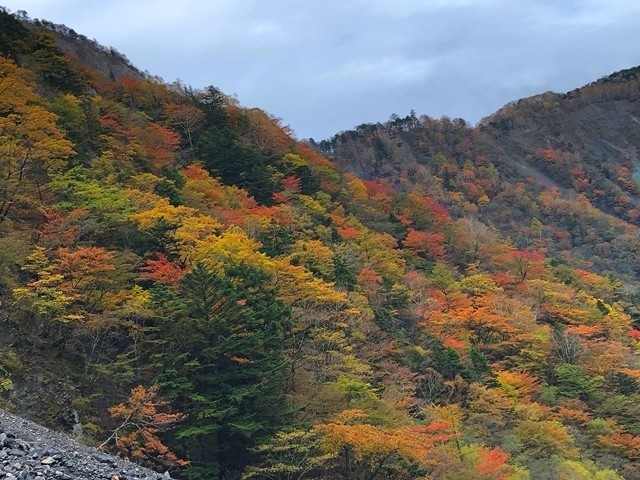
[
  {"left": 2, "top": 7, "right": 640, "bottom": 480},
  {"left": 319, "top": 69, "right": 640, "bottom": 281},
  {"left": 483, "top": 67, "right": 640, "bottom": 215},
  {"left": 0, "top": 408, "right": 171, "bottom": 479}
]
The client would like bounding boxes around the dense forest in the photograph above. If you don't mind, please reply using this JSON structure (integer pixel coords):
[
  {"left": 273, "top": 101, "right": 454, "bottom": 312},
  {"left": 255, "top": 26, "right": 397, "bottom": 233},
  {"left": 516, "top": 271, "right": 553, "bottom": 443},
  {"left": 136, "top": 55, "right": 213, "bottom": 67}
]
[
  {"left": 1, "top": 7, "right": 640, "bottom": 480},
  {"left": 318, "top": 73, "right": 640, "bottom": 282}
]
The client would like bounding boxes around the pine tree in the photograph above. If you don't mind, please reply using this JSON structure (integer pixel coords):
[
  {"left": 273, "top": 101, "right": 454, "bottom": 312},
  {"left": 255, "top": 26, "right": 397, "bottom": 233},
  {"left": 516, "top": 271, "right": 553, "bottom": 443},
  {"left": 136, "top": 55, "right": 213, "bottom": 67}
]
[{"left": 152, "top": 262, "right": 292, "bottom": 479}]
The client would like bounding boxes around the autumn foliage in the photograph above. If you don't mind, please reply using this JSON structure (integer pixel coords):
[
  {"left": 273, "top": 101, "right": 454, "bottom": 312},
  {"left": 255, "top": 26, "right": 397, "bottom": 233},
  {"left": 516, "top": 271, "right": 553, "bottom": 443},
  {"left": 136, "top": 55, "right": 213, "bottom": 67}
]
[
  {"left": 1, "top": 9, "right": 640, "bottom": 480},
  {"left": 104, "top": 386, "right": 187, "bottom": 468}
]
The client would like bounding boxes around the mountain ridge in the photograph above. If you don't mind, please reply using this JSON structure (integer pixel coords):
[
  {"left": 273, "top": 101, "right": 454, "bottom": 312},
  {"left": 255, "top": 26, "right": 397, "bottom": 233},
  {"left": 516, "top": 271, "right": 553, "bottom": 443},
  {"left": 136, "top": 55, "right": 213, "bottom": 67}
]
[{"left": 319, "top": 70, "right": 640, "bottom": 281}]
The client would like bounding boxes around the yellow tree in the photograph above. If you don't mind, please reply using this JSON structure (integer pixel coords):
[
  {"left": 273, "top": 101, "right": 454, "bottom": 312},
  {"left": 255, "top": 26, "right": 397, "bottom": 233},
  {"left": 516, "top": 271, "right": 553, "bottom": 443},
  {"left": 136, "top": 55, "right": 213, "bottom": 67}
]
[
  {"left": 13, "top": 245, "right": 118, "bottom": 323},
  {"left": 13, "top": 246, "right": 75, "bottom": 325},
  {"left": 0, "top": 56, "right": 74, "bottom": 222}
]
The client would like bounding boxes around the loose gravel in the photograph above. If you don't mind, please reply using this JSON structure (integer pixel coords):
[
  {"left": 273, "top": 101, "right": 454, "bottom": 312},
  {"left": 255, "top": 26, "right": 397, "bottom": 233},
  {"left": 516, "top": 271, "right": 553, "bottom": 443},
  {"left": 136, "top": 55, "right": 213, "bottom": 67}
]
[{"left": 0, "top": 408, "right": 172, "bottom": 480}]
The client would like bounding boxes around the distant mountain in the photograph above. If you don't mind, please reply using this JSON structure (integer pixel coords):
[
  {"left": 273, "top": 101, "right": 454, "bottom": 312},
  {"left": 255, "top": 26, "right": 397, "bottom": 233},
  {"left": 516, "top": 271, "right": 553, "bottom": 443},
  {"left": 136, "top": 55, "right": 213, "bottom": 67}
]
[{"left": 318, "top": 68, "right": 640, "bottom": 280}]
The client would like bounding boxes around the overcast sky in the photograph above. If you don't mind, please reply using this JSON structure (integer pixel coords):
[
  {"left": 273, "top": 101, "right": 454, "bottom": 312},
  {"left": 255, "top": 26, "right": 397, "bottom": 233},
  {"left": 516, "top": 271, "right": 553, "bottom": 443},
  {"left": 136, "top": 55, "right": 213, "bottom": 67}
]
[{"left": 2, "top": 0, "right": 640, "bottom": 140}]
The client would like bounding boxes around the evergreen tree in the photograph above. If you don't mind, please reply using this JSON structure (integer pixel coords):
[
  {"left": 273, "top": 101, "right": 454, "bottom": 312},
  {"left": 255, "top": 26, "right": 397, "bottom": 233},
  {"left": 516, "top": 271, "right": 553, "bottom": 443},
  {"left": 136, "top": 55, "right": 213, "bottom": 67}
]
[
  {"left": 152, "top": 262, "right": 292, "bottom": 479},
  {"left": 0, "top": 8, "right": 30, "bottom": 58}
]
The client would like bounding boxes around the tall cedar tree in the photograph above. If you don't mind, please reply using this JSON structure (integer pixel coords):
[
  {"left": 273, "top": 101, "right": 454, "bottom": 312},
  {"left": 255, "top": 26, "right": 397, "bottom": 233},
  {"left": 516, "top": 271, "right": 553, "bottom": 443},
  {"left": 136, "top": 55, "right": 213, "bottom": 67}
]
[{"left": 151, "top": 262, "right": 292, "bottom": 480}]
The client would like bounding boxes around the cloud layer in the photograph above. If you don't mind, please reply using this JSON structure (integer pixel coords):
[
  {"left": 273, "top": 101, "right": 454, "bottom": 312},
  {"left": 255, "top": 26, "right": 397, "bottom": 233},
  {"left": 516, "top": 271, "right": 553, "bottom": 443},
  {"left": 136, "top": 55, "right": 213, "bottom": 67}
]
[{"left": 4, "top": 0, "right": 640, "bottom": 139}]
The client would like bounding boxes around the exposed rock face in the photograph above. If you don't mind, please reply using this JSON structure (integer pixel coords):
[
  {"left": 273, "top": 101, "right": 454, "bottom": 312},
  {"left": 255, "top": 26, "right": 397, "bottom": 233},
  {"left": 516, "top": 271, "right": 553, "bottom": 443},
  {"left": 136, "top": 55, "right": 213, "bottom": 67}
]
[{"left": 0, "top": 409, "right": 171, "bottom": 480}]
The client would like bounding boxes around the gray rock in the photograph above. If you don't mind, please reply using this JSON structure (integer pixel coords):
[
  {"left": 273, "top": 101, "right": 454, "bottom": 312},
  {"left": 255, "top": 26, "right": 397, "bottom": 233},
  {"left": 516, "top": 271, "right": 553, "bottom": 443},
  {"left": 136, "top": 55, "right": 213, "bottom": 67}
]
[
  {"left": 0, "top": 408, "right": 169, "bottom": 479},
  {"left": 92, "top": 452, "right": 116, "bottom": 464}
]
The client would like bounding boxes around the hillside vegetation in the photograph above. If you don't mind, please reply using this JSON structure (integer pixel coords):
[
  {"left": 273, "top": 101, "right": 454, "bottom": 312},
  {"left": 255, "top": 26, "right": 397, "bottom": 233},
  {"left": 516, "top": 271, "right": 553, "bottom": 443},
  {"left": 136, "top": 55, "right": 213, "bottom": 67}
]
[
  {"left": 1, "top": 7, "right": 640, "bottom": 480},
  {"left": 319, "top": 70, "right": 640, "bottom": 283}
]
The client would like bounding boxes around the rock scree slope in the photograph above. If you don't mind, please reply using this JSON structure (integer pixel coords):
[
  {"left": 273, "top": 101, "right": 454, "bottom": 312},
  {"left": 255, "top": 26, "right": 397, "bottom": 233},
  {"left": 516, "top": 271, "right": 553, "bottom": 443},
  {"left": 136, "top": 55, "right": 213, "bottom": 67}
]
[{"left": 0, "top": 409, "right": 171, "bottom": 480}]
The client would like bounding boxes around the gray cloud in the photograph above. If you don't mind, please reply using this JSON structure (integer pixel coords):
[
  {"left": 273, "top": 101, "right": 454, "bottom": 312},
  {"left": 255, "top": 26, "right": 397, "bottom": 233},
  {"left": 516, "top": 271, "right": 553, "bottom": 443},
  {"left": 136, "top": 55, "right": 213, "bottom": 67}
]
[{"left": 3, "top": 0, "right": 640, "bottom": 139}]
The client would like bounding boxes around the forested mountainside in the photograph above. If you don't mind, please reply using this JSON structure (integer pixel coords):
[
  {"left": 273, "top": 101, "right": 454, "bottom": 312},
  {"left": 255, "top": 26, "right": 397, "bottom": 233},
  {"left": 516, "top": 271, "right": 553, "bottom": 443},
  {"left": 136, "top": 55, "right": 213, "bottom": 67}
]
[
  {"left": 319, "top": 71, "right": 640, "bottom": 281},
  {"left": 1, "top": 6, "right": 640, "bottom": 480}
]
